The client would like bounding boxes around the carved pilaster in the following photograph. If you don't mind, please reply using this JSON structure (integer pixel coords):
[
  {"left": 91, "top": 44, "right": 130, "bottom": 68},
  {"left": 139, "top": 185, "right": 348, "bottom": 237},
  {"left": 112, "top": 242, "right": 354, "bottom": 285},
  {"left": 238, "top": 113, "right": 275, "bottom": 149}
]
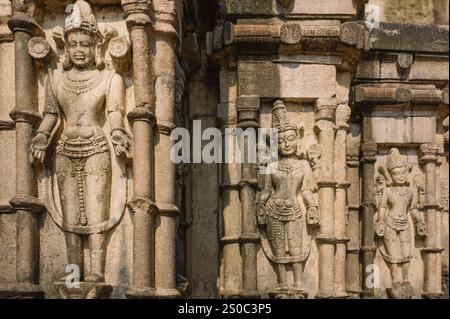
[
  {"left": 315, "top": 97, "right": 337, "bottom": 299},
  {"left": 346, "top": 146, "right": 361, "bottom": 297},
  {"left": 0, "top": 2, "right": 44, "bottom": 298},
  {"left": 236, "top": 95, "right": 260, "bottom": 299},
  {"left": 420, "top": 143, "right": 445, "bottom": 299},
  {"left": 218, "top": 70, "right": 241, "bottom": 299},
  {"left": 360, "top": 141, "right": 377, "bottom": 299},
  {"left": 334, "top": 103, "right": 351, "bottom": 298},
  {"left": 121, "top": 0, "right": 157, "bottom": 299},
  {"left": 152, "top": 0, "right": 181, "bottom": 299}
]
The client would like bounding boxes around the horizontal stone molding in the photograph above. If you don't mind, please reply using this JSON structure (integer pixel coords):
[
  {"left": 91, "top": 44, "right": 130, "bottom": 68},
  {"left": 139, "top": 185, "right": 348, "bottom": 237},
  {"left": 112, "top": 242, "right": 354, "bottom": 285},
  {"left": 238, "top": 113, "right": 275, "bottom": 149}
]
[
  {"left": 341, "top": 21, "right": 449, "bottom": 54},
  {"left": 9, "top": 108, "right": 42, "bottom": 126},
  {"left": 353, "top": 85, "right": 443, "bottom": 105},
  {"left": 0, "top": 120, "right": 15, "bottom": 130},
  {"left": 9, "top": 195, "right": 46, "bottom": 213},
  {"left": 156, "top": 202, "right": 180, "bottom": 217}
]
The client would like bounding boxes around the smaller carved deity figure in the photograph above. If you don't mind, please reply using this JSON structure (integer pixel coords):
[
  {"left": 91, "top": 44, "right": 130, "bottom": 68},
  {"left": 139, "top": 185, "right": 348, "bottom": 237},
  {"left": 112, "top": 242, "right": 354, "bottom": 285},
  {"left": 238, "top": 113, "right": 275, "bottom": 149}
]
[
  {"left": 375, "top": 148, "right": 427, "bottom": 298},
  {"left": 29, "top": 0, "right": 130, "bottom": 286},
  {"left": 256, "top": 100, "right": 319, "bottom": 298}
]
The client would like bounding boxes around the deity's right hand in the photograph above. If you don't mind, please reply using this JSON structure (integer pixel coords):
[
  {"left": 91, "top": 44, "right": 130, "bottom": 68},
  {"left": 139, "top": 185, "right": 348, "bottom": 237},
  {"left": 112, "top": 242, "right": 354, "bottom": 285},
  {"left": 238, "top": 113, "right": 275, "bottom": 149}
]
[
  {"left": 29, "top": 133, "right": 50, "bottom": 164},
  {"left": 375, "top": 220, "right": 386, "bottom": 237}
]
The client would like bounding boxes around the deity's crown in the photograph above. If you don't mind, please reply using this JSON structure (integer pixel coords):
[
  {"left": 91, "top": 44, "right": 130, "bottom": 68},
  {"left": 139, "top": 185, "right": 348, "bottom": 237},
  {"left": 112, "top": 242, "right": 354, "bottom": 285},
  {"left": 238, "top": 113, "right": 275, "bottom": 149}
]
[
  {"left": 272, "top": 100, "right": 297, "bottom": 133},
  {"left": 64, "top": 0, "right": 102, "bottom": 41},
  {"left": 386, "top": 148, "right": 407, "bottom": 171}
]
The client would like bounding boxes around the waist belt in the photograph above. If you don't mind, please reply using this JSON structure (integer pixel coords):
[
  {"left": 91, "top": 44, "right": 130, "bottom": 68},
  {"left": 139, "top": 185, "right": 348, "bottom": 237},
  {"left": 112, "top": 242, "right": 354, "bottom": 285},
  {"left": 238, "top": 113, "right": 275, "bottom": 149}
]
[{"left": 57, "top": 131, "right": 109, "bottom": 158}]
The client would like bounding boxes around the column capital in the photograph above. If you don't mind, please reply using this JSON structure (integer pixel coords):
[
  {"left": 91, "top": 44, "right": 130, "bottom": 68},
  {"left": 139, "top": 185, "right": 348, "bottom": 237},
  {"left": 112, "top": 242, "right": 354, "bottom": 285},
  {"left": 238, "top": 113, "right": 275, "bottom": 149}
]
[
  {"left": 420, "top": 143, "right": 439, "bottom": 164},
  {"left": 9, "top": 108, "right": 42, "bottom": 127},
  {"left": 315, "top": 97, "right": 337, "bottom": 122},
  {"left": 7, "top": 11, "right": 43, "bottom": 36},
  {"left": 335, "top": 103, "right": 351, "bottom": 131},
  {"left": 121, "top": 0, "right": 153, "bottom": 27},
  {"left": 361, "top": 141, "right": 377, "bottom": 163},
  {"left": 153, "top": 1, "right": 179, "bottom": 40},
  {"left": 236, "top": 95, "right": 260, "bottom": 129},
  {"left": 127, "top": 107, "right": 156, "bottom": 124},
  {"left": 127, "top": 197, "right": 158, "bottom": 216}
]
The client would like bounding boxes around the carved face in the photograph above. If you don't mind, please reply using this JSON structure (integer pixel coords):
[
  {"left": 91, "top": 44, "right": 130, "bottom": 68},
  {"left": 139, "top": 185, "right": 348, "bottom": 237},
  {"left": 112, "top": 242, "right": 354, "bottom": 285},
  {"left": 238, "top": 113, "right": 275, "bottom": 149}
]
[
  {"left": 66, "top": 31, "right": 96, "bottom": 69},
  {"left": 278, "top": 130, "right": 297, "bottom": 157},
  {"left": 390, "top": 166, "right": 408, "bottom": 185}
]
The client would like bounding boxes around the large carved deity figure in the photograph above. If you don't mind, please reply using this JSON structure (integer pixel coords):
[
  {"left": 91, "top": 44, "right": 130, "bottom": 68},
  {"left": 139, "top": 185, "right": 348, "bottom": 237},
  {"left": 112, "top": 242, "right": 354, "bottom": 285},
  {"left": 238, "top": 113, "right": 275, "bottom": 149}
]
[
  {"left": 29, "top": 0, "right": 131, "bottom": 283},
  {"left": 375, "top": 148, "right": 427, "bottom": 297},
  {"left": 256, "top": 100, "right": 319, "bottom": 298}
]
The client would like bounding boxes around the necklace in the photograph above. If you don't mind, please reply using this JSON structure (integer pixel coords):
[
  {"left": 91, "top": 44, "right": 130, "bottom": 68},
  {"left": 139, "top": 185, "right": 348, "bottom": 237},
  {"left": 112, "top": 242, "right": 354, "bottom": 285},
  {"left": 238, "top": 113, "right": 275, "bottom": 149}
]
[{"left": 62, "top": 70, "right": 102, "bottom": 95}]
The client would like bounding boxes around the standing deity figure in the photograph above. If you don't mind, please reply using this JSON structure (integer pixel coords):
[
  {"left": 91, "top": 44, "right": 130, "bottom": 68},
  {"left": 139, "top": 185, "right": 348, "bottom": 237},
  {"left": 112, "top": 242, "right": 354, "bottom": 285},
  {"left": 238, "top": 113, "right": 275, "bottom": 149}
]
[
  {"left": 375, "top": 148, "right": 427, "bottom": 297},
  {"left": 30, "top": 0, "right": 131, "bottom": 283},
  {"left": 256, "top": 100, "right": 319, "bottom": 298}
]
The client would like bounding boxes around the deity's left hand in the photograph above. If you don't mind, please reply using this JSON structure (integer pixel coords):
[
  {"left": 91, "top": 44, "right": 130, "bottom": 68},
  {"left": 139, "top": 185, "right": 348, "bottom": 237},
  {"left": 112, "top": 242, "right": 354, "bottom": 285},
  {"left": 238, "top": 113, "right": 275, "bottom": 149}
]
[
  {"left": 416, "top": 220, "right": 427, "bottom": 237},
  {"left": 306, "top": 206, "right": 319, "bottom": 226},
  {"left": 111, "top": 129, "right": 132, "bottom": 158}
]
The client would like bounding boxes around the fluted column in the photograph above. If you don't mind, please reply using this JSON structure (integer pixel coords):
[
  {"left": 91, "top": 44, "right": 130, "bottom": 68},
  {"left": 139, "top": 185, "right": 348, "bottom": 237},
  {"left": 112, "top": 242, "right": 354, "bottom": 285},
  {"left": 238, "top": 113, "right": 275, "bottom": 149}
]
[
  {"left": 236, "top": 95, "right": 260, "bottom": 299},
  {"left": 0, "top": 7, "right": 45, "bottom": 298},
  {"left": 334, "top": 104, "right": 351, "bottom": 298},
  {"left": 345, "top": 146, "right": 361, "bottom": 297},
  {"left": 420, "top": 143, "right": 444, "bottom": 299},
  {"left": 360, "top": 141, "right": 377, "bottom": 299},
  {"left": 218, "top": 70, "right": 242, "bottom": 298},
  {"left": 152, "top": 0, "right": 181, "bottom": 298},
  {"left": 122, "top": 0, "right": 158, "bottom": 298},
  {"left": 315, "top": 98, "right": 337, "bottom": 299}
]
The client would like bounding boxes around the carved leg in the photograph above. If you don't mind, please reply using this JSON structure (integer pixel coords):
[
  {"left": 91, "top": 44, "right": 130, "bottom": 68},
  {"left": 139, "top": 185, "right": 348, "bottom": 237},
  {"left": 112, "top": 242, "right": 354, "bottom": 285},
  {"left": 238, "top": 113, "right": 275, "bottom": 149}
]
[
  {"left": 267, "top": 216, "right": 287, "bottom": 288},
  {"left": 84, "top": 152, "right": 111, "bottom": 283},
  {"left": 57, "top": 155, "right": 84, "bottom": 280},
  {"left": 287, "top": 218, "right": 303, "bottom": 289},
  {"left": 400, "top": 229, "right": 411, "bottom": 283},
  {"left": 64, "top": 232, "right": 84, "bottom": 281}
]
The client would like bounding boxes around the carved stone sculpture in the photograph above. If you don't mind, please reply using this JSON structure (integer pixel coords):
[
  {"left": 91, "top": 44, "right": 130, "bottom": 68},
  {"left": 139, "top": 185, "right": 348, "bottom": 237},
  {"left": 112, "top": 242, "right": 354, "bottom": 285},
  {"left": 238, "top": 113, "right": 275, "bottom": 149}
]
[
  {"left": 256, "top": 100, "right": 319, "bottom": 299},
  {"left": 29, "top": 0, "right": 131, "bottom": 288},
  {"left": 374, "top": 148, "right": 427, "bottom": 299}
]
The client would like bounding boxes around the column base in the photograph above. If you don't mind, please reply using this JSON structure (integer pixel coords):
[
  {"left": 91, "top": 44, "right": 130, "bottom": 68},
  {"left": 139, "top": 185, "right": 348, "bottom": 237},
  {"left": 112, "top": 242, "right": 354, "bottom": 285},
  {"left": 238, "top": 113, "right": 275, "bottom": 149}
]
[
  {"left": 386, "top": 282, "right": 413, "bottom": 299},
  {"left": 126, "top": 287, "right": 181, "bottom": 299},
  {"left": 54, "top": 282, "right": 112, "bottom": 299},
  {"left": 239, "top": 290, "right": 260, "bottom": 299},
  {"left": 0, "top": 283, "right": 44, "bottom": 299},
  {"left": 315, "top": 292, "right": 336, "bottom": 299},
  {"left": 269, "top": 288, "right": 307, "bottom": 299},
  {"left": 359, "top": 290, "right": 375, "bottom": 299},
  {"left": 220, "top": 289, "right": 242, "bottom": 299},
  {"left": 422, "top": 292, "right": 445, "bottom": 299}
]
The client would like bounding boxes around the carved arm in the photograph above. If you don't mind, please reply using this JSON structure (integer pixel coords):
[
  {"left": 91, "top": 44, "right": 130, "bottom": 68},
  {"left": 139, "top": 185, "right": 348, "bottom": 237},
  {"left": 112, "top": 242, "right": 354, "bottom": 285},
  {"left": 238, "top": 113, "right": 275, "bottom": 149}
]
[{"left": 107, "top": 73, "right": 132, "bottom": 158}]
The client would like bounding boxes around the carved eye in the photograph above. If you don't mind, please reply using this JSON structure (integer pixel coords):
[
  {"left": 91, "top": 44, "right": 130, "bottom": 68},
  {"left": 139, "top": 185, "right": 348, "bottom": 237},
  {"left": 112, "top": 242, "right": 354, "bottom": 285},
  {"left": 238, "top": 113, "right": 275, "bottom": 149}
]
[{"left": 287, "top": 135, "right": 296, "bottom": 141}]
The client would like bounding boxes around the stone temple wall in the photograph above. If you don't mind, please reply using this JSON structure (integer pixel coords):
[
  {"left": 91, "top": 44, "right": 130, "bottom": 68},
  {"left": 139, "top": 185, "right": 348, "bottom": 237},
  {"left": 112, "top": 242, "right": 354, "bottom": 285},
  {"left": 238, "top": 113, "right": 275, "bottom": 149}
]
[{"left": 0, "top": 0, "right": 448, "bottom": 299}]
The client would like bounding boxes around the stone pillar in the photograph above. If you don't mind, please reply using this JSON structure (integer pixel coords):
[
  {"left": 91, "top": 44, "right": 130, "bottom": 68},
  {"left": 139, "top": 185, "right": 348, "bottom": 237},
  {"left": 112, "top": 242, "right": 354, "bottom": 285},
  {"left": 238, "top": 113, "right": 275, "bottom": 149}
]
[
  {"left": 345, "top": 146, "right": 361, "bottom": 298},
  {"left": 236, "top": 95, "right": 260, "bottom": 299},
  {"left": 360, "top": 141, "right": 377, "bottom": 299},
  {"left": 420, "top": 143, "right": 444, "bottom": 299},
  {"left": 153, "top": 1, "right": 181, "bottom": 298},
  {"left": 334, "top": 104, "right": 351, "bottom": 298},
  {"left": 122, "top": 0, "right": 158, "bottom": 298},
  {"left": 218, "top": 70, "right": 241, "bottom": 298},
  {"left": 0, "top": 8, "right": 45, "bottom": 298},
  {"left": 315, "top": 97, "right": 337, "bottom": 299}
]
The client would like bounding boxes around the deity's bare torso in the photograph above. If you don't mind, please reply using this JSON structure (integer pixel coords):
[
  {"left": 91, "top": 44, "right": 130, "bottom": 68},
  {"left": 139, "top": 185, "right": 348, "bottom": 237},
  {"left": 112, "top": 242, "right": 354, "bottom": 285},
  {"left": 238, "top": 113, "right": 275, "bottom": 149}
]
[{"left": 56, "top": 69, "right": 112, "bottom": 139}]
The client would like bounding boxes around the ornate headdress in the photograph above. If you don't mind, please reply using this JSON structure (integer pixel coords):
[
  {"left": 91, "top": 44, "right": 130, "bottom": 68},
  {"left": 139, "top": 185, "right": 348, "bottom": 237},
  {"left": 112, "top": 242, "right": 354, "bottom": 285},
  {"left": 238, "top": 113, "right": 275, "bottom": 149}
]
[
  {"left": 64, "top": 0, "right": 102, "bottom": 41},
  {"left": 272, "top": 100, "right": 297, "bottom": 133},
  {"left": 386, "top": 148, "right": 407, "bottom": 171}
]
